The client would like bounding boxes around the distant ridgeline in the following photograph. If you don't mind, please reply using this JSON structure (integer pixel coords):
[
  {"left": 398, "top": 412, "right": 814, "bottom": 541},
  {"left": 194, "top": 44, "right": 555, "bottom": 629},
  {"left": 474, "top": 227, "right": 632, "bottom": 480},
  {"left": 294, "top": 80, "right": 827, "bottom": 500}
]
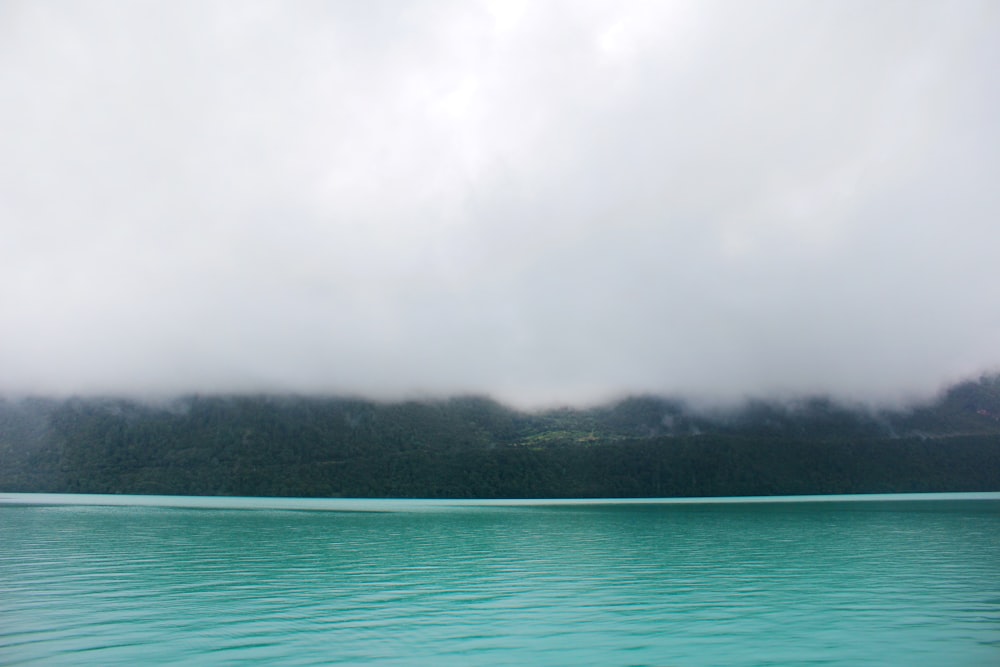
[{"left": 2, "top": 376, "right": 999, "bottom": 498}]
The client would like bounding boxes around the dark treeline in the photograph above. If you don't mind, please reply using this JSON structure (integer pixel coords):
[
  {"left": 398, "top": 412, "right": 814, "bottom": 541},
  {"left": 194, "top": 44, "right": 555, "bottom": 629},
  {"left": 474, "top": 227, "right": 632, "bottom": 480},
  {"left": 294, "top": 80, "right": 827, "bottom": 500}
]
[{"left": 2, "top": 376, "right": 999, "bottom": 498}]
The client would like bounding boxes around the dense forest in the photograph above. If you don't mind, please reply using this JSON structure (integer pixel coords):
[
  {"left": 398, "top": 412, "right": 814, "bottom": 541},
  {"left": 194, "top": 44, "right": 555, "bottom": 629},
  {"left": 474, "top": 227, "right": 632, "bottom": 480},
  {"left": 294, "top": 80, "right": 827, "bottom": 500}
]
[{"left": 2, "top": 375, "right": 999, "bottom": 498}]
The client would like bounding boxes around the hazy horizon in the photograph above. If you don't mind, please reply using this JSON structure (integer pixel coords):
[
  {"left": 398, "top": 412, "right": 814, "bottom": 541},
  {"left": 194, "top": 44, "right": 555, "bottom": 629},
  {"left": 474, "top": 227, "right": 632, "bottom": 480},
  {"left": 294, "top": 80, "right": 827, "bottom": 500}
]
[
  {"left": 3, "top": 370, "right": 995, "bottom": 415},
  {"left": 3, "top": 1, "right": 999, "bottom": 409}
]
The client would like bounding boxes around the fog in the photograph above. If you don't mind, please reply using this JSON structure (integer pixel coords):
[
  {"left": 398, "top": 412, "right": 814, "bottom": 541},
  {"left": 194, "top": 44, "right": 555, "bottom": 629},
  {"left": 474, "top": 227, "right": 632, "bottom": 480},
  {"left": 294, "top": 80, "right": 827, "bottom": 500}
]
[{"left": 1, "top": 1, "right": 998, "bottom": 407}]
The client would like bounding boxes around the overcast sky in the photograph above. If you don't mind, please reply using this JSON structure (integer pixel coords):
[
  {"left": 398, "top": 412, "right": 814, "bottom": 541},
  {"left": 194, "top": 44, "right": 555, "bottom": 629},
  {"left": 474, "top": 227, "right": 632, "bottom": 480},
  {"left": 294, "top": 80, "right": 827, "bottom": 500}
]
[{"left": 1, "top": 0, "right": 998, "bottom": 407}]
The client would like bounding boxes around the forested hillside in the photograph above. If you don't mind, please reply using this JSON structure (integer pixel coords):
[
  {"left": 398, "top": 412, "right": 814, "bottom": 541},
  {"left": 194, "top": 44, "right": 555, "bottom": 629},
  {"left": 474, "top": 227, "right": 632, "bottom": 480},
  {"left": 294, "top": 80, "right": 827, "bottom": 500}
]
[{"left": 2, "top": 376, "right": 999, "bottom": 498}]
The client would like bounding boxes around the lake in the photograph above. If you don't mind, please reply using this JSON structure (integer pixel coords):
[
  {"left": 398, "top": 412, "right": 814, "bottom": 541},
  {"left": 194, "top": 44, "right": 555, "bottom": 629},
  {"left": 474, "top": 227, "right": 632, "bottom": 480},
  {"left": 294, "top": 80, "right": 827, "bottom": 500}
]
[{"left": 1, "top": 493, "right": 999, "bottom": 665}]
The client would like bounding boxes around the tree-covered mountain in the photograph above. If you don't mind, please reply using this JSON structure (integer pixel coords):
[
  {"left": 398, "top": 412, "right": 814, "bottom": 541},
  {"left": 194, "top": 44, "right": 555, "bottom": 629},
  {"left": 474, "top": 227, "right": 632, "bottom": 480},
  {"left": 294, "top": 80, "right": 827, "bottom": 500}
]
[{"left": 2, "top": 375, "right": 999, "bottom": 498}]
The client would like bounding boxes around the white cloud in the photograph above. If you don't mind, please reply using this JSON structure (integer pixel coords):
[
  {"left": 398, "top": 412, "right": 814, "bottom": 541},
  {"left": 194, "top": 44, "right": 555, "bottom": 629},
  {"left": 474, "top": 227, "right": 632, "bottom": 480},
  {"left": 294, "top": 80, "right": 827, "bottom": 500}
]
[{"left": 1, "top": 0, "right": 998, "bottom": 406}]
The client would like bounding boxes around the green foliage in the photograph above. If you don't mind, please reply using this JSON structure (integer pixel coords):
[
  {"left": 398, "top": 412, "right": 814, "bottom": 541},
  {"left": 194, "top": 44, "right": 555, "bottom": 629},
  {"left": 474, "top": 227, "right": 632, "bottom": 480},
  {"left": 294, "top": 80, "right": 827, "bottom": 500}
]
[{"left": 1, "top": 376, "right": 999, "bottom": 498}]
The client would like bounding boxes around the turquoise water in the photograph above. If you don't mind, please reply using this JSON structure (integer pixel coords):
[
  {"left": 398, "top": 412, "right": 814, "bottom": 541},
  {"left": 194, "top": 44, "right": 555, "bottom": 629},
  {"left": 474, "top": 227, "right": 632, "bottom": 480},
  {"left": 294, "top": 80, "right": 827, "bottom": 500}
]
[{"left": 1, "top": 494, "right": 999, "bottom": 666}]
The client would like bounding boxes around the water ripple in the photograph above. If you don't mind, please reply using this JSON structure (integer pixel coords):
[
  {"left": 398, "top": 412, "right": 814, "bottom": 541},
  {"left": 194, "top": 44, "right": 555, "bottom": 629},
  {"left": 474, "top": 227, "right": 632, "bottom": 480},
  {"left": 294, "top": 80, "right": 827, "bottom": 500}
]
[{"left": 1, "top": 496, "right": 999, "bottom": 665}]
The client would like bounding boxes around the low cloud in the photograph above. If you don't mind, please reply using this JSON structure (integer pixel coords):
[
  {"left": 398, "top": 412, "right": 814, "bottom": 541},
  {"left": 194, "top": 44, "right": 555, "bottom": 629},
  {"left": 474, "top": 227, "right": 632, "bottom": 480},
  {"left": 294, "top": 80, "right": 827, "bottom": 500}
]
[{"left": 1, "top": 0, "right": 998, "bottom": 407}]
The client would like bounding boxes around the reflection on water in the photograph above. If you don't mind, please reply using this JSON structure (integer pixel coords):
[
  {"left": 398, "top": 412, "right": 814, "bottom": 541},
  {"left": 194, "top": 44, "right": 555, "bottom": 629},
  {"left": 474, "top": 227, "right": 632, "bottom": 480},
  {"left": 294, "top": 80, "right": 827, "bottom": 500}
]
[{"left": 1, "top": 494, "right": 999, "bottom": 665}]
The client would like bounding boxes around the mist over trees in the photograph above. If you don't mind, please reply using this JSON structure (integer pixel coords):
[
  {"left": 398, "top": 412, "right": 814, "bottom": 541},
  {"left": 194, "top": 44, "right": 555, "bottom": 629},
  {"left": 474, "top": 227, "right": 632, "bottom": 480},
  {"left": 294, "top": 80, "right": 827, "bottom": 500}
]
[{"left": 1, "top": 376, "right": 999, "bottom": 499}]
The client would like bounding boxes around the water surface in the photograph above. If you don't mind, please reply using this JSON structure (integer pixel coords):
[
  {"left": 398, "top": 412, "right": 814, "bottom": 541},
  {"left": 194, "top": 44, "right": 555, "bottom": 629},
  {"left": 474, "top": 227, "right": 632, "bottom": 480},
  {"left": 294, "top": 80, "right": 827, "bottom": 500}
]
[{"left": 2, "top": 493, "right": 999, "bottom": 665}]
